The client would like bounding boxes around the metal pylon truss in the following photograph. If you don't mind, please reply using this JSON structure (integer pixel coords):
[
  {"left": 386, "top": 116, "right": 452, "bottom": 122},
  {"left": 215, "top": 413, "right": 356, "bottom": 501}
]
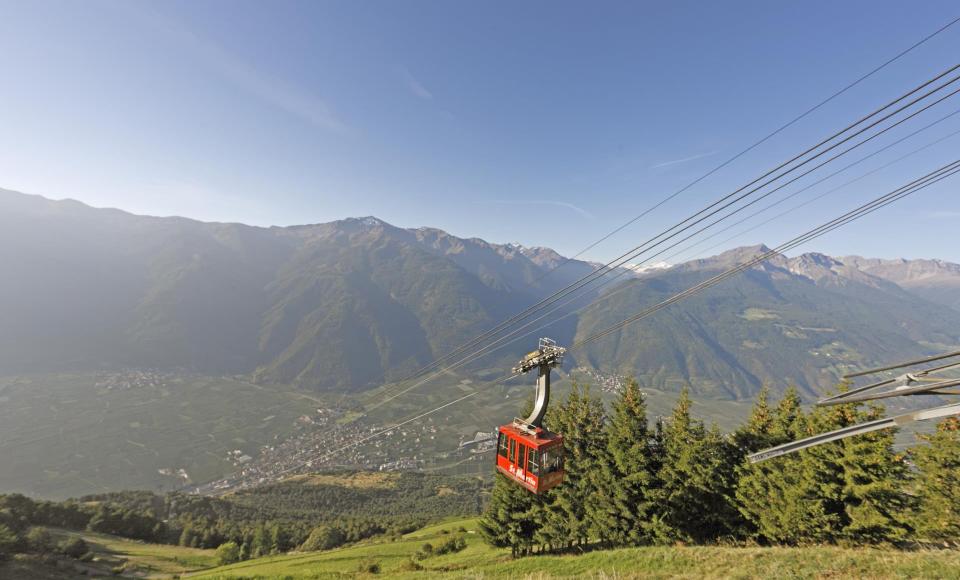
[{"left": 749, "top": 349, "right": 960, "bottom": 463}]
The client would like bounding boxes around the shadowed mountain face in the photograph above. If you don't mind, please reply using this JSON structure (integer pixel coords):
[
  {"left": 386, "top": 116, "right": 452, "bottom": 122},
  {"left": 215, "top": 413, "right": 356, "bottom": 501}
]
[
  {"left": 2, "top": 188, "right": 959, "bottom": 397},
  {"left": 0, "top": 190, "right": 597, "bottom": 391}
]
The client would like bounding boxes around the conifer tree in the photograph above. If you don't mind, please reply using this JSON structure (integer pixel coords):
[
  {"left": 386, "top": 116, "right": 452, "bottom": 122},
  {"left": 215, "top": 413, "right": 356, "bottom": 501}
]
[
  {"left": 911, "top": 417, "right": 960, "bottom": 542},
  {"left": 737, "top": 387, "right": 841, "bottom": 544},
  {"left": 653, "top": 388, "right": 738, "bottom": 543},
  {"left": 733, "top": 384, "right": 775, "bottom": 454},
  {"left": 595, "top": 378, "right": 655, "bottom": 546},
  {"left": 546, "top": 383, "right": 607, "bottom": 548},
  {"left": 479, "top": 473, "right": 540, "bottom": 557},
  {"left": 837, "top": 403, "right": 912, "bottom": 543}
]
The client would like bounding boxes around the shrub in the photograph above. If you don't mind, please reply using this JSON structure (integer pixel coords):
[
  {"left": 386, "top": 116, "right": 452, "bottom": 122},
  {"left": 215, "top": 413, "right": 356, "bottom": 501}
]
[
  {"left": 215, "top": 541, "right": 241, "bottom": 565},
  {"left": 434, "top": 535, "right": 467, "bottom": 555},
  {"left": 300, "top": 525, "right": 346, "bottom": 552},
  {"left": 0, "top": 524, "right": 20, "bottom": 559},
  {"left": 357, "top": 558, "right": 380, "bottom": 574},
  {"left": 58, "top": 537, "right": 89, "bottom": 559},
  {"left": 26, "top": 527, "right": 53, "bottom": 552},
  {"left": 399, "top": 558, "right": 422, "bottom": 572}
]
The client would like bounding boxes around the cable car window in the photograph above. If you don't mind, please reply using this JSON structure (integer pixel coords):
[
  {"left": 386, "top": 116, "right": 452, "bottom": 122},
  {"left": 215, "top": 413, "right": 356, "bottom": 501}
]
[
  {"left": 508, "top": 438, "right": 517, "bottom": 464},
  {"left": 542, "top": 446, "right": 563, "bottom": 473},
  {"left": 526, "top": 448, "right": 540, "bottom": 475},
  {"left": 497, "top": 432, "right": 508, "bottom": 458}
]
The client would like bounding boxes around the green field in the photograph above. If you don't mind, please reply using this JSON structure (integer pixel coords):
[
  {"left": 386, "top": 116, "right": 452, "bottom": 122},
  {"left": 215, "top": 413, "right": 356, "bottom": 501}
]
[
  {"left": 0, "top": 527, "right": 218, "bottom": 579},
  {"left": 4, "top": 517, "right": 959, "bottom": 579},
  {"left": 190, "top": 518, "right": 960, "bottom": 579}
]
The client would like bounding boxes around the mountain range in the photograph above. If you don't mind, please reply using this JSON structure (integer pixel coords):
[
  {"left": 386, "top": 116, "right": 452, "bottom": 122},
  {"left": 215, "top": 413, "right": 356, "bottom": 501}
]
[{"left": 2, "top": 187, "right": 959, "bottom": 398}]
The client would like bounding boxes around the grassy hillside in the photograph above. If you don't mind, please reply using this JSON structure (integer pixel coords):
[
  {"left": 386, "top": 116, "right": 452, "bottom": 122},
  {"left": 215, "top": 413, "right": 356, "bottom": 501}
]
[
  {"left": 6, "top": 518, "right": 958, "bottom": 579},
  {"left": 190, "top": 517, "right": 960, "bottom": 579},
  {"left": 0, "top": 527, "right": 217, "bottom": 579}
]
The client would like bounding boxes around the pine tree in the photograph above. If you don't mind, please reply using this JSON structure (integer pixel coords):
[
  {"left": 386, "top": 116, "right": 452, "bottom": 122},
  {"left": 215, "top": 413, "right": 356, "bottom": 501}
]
[
  {"left": 733, "top": 384, "right": 775, "bottom": 454},
  {"left": 595, "top": 378, "right": 655, "bottom": 546},
  {"left": 911, "top": 417, "right": 960, "bottom": 542},
  {"left": 653, "top": 388, "right": 738, "bottom": 543},
  {"left": 837, "top": 403, "right": 912, "bottom": 543},
  {"left": 549, "top": 383, "right": 607, "bottom": 548},
  {"left": 479, "top": 473, "right": 540, "bottom": 557},
  {"left": 736, "top": 387, "right": 841, "bottom": 544}
]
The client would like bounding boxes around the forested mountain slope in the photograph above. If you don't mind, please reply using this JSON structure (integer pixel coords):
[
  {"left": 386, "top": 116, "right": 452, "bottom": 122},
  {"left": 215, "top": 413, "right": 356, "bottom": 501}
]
[
  {"left": 2, "top": 188, "right": 958, "bottom": 398},
  {"left": 0, "top": 190, "right": 596, "bottom": 390},
  {"left": 575, "top": 246, "right": 960, "bottom": 398}
]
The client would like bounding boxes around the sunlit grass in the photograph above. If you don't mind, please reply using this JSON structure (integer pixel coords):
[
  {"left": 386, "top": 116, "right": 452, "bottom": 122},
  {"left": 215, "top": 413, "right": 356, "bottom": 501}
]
[{"left": 188, "top": 517, "right": 960, "bottom": 579}]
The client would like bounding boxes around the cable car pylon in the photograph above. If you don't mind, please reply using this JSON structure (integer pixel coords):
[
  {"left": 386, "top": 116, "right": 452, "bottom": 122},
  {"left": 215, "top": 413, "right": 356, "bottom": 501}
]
[{"left": 495, "top": 338, "right": 566, "bottom": 494}]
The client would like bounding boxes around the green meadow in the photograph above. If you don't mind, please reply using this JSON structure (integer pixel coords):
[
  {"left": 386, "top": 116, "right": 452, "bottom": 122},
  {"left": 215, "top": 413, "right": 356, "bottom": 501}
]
[{"left": 190, "top": 518, "right": 960, "bottom": 580}]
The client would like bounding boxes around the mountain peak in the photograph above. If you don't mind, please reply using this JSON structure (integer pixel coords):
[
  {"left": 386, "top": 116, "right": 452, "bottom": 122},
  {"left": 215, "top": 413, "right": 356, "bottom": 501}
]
[{"left": 678, "top": 244, "right": 776, "bottom": 272}]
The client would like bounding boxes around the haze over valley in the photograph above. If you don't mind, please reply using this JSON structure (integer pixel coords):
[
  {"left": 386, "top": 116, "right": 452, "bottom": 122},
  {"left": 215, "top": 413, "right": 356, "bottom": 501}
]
[{"left": 3, "top": 188, "right": 959, "bottom": 498}]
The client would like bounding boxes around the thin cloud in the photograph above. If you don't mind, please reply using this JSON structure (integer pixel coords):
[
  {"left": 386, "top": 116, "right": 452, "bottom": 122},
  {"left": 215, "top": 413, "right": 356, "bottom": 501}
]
[
  {"left": 650, "top": 150, "right": 718, "bottom": 169},
  {"left": 485, "top": 199, "right": 596, "bottom": 219},
  {"left": 117, "top": 2, "right": 351, "bottom": 134},
  {"left": 397, "top": 66, "right": 434, "bottom": 100}
]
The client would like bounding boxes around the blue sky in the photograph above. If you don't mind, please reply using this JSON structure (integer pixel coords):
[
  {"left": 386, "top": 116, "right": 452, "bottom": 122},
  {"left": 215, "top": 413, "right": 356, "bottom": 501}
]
[{"left": 1, "top": 0, "right": 959, "bottom": 262}]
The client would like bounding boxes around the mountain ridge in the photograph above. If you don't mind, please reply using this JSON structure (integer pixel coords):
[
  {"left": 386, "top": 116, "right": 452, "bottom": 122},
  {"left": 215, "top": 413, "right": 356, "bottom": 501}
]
[{"left": 2, "top": 187, "right": 959, "bottom": 398}]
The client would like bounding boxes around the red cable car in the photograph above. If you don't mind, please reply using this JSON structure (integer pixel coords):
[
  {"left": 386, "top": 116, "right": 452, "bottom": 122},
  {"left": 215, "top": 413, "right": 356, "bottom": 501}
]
[
  {"left": 495, "top": 338, "right": 566, "bottom": 494},
  {"left": 496, "top": 423, "right": 564, "bottom": 494}
]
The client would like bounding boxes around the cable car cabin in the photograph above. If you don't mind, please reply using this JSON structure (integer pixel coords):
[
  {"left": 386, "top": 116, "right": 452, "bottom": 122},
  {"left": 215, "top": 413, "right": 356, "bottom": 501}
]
[{"left": 496, "top": 423, "right": 564, "bottom": 494}]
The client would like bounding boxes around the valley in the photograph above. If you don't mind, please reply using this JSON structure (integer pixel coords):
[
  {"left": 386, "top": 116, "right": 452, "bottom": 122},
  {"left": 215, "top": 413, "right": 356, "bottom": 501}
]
[
  {"left": 5, "top": 5, "right": 960, "bottom": 577},
  {"left": 3, "top": 191, "right": 960, "bottom": 498}
]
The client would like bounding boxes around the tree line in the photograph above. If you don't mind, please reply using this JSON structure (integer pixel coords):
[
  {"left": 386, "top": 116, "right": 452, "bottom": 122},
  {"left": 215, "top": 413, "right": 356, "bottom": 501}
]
[
  {"left": 0, "top": 472, "right": 484, "bottom": 563},
  {"left": 480, "top": 380, "right": 960, "bottom": 556}
]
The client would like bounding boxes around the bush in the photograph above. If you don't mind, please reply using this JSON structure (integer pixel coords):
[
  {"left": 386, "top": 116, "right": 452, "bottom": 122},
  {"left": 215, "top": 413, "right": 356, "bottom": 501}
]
[
  {"left": 215, "top": 541, "right": 241, "bottom": 565},
  {"left": 357, "top": 558, "right": 380, "bottom": 574},
  {"left": 58, "top": 537, "right": 89, "bottom": 559},
  {"left": 414, "top": 542, "right": 433, "bottom": 560},
  {"left": 434, "top": 535, "right": 467, "bottom": 556},
  {"left": 0, "top": 524, "right": 20, "bottom": 559},
  {"left": 300, "top": 525, "right": 346, "bottom": 552},
  {"left": 399, "top": 557, "right": 422, "bottom": 571},
  {"left": 26, "top": 527, "right": 53, "bottom": 552}
]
